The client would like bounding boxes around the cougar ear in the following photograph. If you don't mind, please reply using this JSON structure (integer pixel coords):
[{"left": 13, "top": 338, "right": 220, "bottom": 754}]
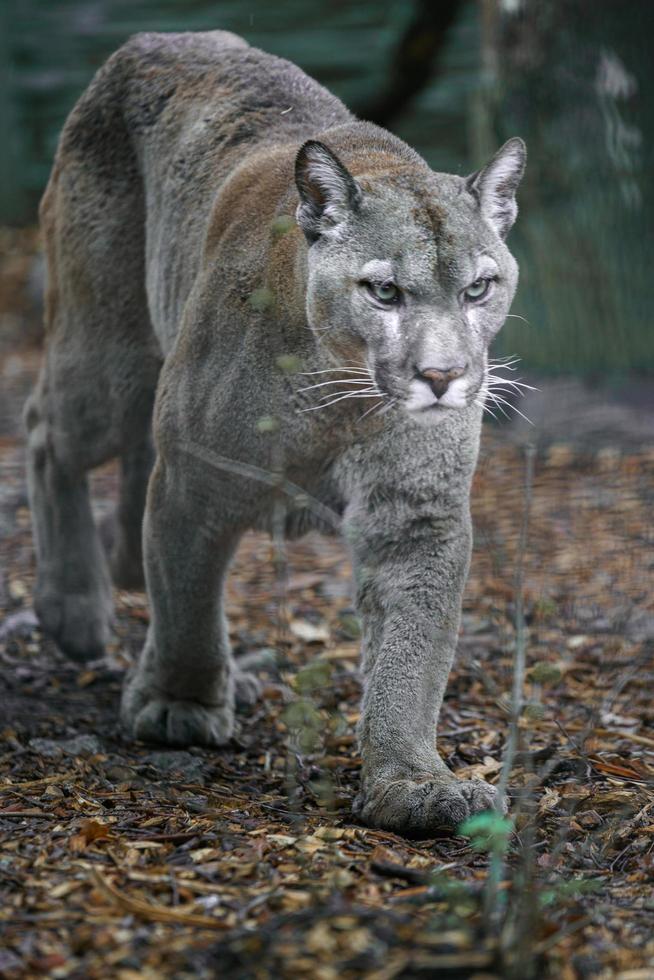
[
  {"left": 295, "top": 140, "right": 362, "bottom": 243},
  {"left": 466, "top": 137, "right": 526, "bottom": 239}
]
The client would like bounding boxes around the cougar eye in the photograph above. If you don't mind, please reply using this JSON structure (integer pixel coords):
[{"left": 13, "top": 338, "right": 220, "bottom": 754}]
[
  {"left": 365, "top": 280, "right": 401, "bottom": 305},
  {"left": 464, "top": 277, "right": 493, "bottom": 302}
]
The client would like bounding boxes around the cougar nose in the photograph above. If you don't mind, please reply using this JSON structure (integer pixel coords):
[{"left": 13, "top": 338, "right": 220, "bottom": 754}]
[{"left": 419, "top": 364, "right": 467, "bottom": 399}]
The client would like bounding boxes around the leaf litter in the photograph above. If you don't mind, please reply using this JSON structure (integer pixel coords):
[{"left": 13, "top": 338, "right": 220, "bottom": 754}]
[{"left": 1, "top": 231, "right": 654, "bottom": 977}]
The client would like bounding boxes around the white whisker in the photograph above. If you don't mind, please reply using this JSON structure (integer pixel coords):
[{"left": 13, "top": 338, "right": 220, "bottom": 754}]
[
  {"left": 485, "top": 393, "right": 511, "bottom": 419},
  {"left": 486, "top": 372, "right": 532, "bottom": 383},
  {"left": 300, "top": 389, "right": 382, "bottom": 412},
  {"left": 486, "top": 379, "right": 538, "bottom": 395},
  {"left": 475, "top": 398, "right": 498, "bottom": 421},
  {"left": 376, "top": 397, "right": 397, "bottom": 417},
  {"left": 484, "top": 406, "right": 499, "bottom": 421},
  {"left": 297, "top": 378, "right": 373, "bottom": 392},
  {"left": 486, "top": 370, "right": 535, "bottom": 386},
  {"left": 357, "top": 396, "right": 387, "bottom": 421},
  {"left": 488, "top": 356, "right": 521, "bottom": 370},
  {"left": 317, "top": 387, "right": 377, "bottom": 403},
  {"left": 486, "top": 392, "right": 533, "bottom": 425},
  {"left": 299, "top": 366, "right": 371, "bottom": 377},
  {"left": 478, "top": 352, "right": 536, "bottom": 425}
]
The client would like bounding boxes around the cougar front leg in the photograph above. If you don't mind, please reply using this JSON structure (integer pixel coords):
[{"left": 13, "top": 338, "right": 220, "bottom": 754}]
[
  {"left": 121, "top": 457, "right": 243, "bottom": 747},
  {"left": 348, "top": 511, "right": 500, "bottom": 835}
]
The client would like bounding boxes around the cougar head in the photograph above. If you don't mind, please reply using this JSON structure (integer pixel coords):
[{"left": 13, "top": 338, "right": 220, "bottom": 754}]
[{"left": 295, "top": 136, "right": 526, "bottom": 421}]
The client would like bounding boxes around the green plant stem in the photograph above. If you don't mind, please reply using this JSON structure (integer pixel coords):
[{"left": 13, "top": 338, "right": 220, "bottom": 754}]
[{"left": 483, "top": 443, "right": 536, "bottom": 934}]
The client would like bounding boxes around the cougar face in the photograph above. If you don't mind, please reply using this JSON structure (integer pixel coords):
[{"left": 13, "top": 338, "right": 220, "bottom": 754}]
[{"left": 296, "top": 138, "right": 525, "bottom": 422}]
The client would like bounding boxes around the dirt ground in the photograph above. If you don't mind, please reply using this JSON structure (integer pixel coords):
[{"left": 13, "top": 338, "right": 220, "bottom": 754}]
[{"left": 1, "top": 231, "right": 653, "bottom": 978}]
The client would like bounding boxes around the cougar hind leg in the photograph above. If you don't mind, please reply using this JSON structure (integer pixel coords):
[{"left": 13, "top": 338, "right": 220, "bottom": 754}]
[
  {"left": 26, "top": 101, "right": 160, "bottom": 659},
  {"left": 25, "top": 379, "right": 115, "bottom": 662}
]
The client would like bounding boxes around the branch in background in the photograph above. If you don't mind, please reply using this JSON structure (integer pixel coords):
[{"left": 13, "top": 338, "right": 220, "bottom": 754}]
[{"left": 358, "top": 0, "right": 464, "bottom": 127}]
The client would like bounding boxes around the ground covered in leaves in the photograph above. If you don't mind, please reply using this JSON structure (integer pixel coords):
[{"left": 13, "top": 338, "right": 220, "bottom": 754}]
[{"left": 1, "top": 230, "right": 654, "bottom": 978}]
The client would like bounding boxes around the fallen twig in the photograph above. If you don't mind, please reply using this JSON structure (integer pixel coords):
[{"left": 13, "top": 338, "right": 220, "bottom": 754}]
[
  {"left": 530, "top": 721, "right": 654, "bottom": 751},
  {"left": 89, "top": 868, "right": 229, "bottom": 930}
]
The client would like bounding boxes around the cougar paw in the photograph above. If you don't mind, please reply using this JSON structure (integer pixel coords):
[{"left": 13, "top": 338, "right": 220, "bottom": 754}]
[
  {"left": 35, "top": 590, "right": 111, "bottom": 662},
  {"left": 234, "top": 669, "right": 263, "bottom": 707},
  {"left": 121, "top": 681, "right": 234, "bottom": 747},
  {"left": 354, "top": 776, "right": 503, "bottom": 837}
]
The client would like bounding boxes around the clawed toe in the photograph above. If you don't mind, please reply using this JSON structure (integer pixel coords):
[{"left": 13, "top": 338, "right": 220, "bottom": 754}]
[
  {"left": 135, "top": 698, "right": 233, "bottom": 746},
  {"left": 234, "top": 669, "right": 263, "bottom": 706},
  {"left": 356, "top": 774, "right": 502, "bottom": 836},
  {"left": 121, "top": 679, "right": 234, "bottom": 747},
  {"left": 459, "top": 778, "right": 505, "bottom": 814},
  {"left": 35, "top": 590, "right": 112, "bottom": 662}
]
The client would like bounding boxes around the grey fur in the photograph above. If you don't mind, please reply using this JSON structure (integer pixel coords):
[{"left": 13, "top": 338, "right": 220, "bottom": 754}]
[{"left": 25, "top": 31, "right": 525, "bottom": 834}]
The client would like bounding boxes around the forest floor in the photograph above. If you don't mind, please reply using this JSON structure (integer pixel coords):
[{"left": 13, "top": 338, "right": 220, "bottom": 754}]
[{"left": 1, "top": 230, "right": 653, "bottom": 978}]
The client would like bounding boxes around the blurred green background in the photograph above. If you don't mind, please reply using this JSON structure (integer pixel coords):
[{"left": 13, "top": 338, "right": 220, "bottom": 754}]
[{"left": 1, "top": 0, "right": 651, "bottom": 375}]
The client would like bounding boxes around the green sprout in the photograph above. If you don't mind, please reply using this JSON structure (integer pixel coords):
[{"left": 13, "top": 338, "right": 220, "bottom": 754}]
[
  {"left": 247, "top": 286, "right": 274, "bottom": 311},
  {"left": 459, "top": 811, "right": 514, "bottom": 855},
  {"left": 271, "top": 214, "right": 295, "bottom": 238},
  {"left": 256, "top": 414, "right": 280, "bottom": 433},
  {"left": 276, "top": 353, "right": 303, "bottom": 374}
]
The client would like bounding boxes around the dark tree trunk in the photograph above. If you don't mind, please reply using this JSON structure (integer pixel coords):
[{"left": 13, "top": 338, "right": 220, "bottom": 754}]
[{"left": 357, "top": 0, "right": 464, "bottom": 126}]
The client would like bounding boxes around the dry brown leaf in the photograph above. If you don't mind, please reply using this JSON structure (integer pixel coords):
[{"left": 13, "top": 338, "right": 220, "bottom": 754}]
[
  {"left": 539, "top": 788, "right": 562, "bottom": 814},
  {"left": 289, "top": 619, "right": 330, "bottom": 643},
  {"left": 69, "top": 819, "right": 112, "bottom": 851},
  {"left": 267, "top": 834, "right": 297, "bottom": 847},
  {"left": 294, "top": 835, "right": 328, "bottom": 854},
  {"left": 588, "top": 757, "right": 650, "bottom": 784}
]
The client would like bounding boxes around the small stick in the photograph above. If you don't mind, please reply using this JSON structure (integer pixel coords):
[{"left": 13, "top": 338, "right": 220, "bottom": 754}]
[
  {"left": 89, "top": 868, "right": 229, "bottom": 930},
  {"left": 371, "top": 859, "right": 457, "bottom": 884}
]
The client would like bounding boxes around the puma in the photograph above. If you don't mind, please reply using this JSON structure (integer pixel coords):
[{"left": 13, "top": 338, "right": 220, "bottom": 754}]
[{"left": 25, "top": 30, "right": 526, "bottom": 834}]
